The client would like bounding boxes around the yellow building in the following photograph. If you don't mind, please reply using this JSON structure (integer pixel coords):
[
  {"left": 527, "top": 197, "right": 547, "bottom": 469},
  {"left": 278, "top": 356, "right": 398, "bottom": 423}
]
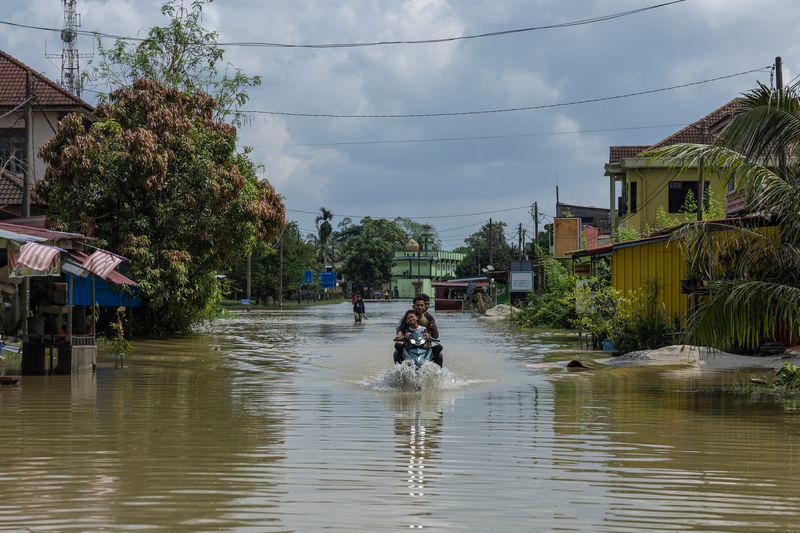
[{"left": 604, "top": 99, "right": 744, "bottom": 233}]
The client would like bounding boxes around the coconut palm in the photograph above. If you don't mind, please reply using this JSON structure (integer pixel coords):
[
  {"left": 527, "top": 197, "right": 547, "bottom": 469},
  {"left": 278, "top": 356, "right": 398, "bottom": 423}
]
[
  {"left": 315, "top": 207, "right": 334, "bottom": 266},
  {"left": 648, "top": 82, "right": 800, "bottom": 351}
]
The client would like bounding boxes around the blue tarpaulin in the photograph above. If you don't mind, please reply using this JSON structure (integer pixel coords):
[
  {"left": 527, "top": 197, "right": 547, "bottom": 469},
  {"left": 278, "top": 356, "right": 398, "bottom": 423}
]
[{"left": 66, "top": 273, "right": 141, "bottom": 307}]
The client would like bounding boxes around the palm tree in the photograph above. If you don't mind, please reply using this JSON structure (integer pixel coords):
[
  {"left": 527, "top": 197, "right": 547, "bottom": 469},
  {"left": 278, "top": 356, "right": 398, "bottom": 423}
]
[
  {"left": 648, "top": 82, "right": 800, "bottom": 351},
  {"left": 315, "top": 207, "right": 334, "bottom": 266}
]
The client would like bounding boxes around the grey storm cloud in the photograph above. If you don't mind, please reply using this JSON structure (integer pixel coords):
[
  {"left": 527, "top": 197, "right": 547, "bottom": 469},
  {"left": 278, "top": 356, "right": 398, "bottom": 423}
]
[{"left": 1, "top": 0, "right": 798, "bottom": 243}]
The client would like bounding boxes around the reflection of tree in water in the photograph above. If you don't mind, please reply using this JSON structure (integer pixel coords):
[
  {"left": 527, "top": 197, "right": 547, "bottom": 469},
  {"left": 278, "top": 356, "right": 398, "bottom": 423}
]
[
  {"left": 0, "top": 336, "right": 293, "bottom": 531},
  {"left": 387, "top": 392, "right": 446, "bottom": 511},
  {"left": 551, "top": 369, "right": 800, "bottom": 530}
]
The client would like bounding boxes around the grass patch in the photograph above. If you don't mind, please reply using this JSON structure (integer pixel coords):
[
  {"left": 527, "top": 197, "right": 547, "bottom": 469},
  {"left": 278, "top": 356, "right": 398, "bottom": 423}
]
[{"left": 729, "top": 362, "right": 800, "bottom": 398}]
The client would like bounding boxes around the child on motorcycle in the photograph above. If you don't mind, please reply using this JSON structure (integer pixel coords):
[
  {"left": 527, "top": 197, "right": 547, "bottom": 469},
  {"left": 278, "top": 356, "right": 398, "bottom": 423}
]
[
  {"left": 395, "top": 310, "right": 431, "bottom": 341},
  {"left": 393, "top": 294, "right": 444, "bottom": 366}
]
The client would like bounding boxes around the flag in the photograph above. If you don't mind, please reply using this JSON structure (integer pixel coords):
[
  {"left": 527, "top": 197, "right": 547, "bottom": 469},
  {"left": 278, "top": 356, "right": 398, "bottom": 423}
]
[
  {"left": 82, "top": 250, "right": 123, "bottom": 279},
  {"left": 16, "top": 243, "right": 60, "bottom": 271}
]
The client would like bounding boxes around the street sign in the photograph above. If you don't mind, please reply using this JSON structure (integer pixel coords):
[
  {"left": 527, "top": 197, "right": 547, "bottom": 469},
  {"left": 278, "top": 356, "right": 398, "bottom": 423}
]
[
  {"left": 319, "top": 271, "right": 337, "bottom": 288},
  {"left": 303, "top": 269, "right": 313, "bottom": 283},
  {"left": 510, "top": 271, "right": 534, "bottom": 293}
]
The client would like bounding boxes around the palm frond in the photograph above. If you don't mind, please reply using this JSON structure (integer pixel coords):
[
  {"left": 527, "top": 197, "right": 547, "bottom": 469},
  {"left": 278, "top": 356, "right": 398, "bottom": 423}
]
[{"left": 685, "top": 280, "right": 800, "bottom": 351}]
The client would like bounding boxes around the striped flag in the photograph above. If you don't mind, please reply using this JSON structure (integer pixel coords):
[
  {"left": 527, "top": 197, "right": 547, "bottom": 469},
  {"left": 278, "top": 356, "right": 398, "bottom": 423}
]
[
  {"left": 82, "top": 250, "right": 123, "bottom": 279},
  {"left": 16, "top": 243, "right": 61, "bottom": 271}
]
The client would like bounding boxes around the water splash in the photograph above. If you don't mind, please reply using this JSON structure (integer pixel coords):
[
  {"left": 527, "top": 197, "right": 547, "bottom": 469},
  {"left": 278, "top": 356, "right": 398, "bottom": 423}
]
[{"left": 358, "top": 362, "right": 479, "bottom": 392}]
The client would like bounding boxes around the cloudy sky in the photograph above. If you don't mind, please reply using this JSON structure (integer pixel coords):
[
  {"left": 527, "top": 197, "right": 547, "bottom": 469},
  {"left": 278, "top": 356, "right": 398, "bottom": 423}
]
[{"left": 1, "top": 0, "right": 797, "bottom": 247}]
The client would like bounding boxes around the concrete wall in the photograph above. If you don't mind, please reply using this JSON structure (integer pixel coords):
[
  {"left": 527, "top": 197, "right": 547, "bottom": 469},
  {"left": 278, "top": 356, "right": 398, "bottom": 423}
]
[
  {"left": 620, "top": 167, "right": 727, "bottom": 233},
  {"left": 0, "top": 110, "right": 65, "bottom": 182}
]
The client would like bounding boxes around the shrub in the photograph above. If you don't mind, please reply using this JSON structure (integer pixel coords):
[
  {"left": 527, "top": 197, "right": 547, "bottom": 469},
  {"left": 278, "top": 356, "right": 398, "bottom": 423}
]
[{"left": 610, "top": 278, "right": 674, "bottom": 353}]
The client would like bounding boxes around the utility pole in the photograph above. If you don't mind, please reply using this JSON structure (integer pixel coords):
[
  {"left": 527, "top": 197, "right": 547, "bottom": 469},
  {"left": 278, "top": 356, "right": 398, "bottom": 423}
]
[
  {"left": 246, "top": 253, "right": 251, "bottom": 302},
  {"left": 488, "top": 218, "right": 493, "bottom": 267},
  {"left": 534, "top": 202, "right": 539, "bottom": 251},
  {"left": 697, "top": 125, "right": 708, "bottom": 221},
  {"left": 522, "top": 229, "right": 527, "bottom": 260},
  {"left": 278, "top": 236, "right": 284, "bottom": 309},
  {"left": 22, "top": 71, "right": 33, "bottom": 334},
  {"left": 776, "top": 56, "right": 787, "bottom": 181},
  {"left": 23, "top": 70, "right": 33, "bottom": 218},
  {"left": 518, "top": 223, "right": 523, "bottom": 260}
]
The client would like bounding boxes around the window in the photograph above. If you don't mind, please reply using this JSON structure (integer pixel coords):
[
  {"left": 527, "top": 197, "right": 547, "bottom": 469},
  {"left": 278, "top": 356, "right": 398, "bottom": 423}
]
[
  {"left": 0, "top": 128, "right": 26, "bottom": 174},
  {"left": 629, "top": 181, "right": 637, "bottom": 214},
  {"left": 668, "top": 181, "right": 710, "bottom": 213}
]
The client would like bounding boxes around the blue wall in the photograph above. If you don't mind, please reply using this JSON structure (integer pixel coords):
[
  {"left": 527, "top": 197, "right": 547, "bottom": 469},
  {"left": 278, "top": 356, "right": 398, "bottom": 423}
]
[{"left": 66, "top": 274, "right": 141, "bottom": 307}]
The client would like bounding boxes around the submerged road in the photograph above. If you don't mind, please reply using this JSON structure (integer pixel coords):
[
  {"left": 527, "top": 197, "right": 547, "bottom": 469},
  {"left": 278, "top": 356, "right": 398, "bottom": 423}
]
[{"left": 1, "top": 301, "right": 799, "bottom": 530}]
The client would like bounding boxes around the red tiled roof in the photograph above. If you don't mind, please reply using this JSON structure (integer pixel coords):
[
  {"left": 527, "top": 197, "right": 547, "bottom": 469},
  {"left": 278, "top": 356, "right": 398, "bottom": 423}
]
[
  {"left": 648, "top": 98, "right": 745, "bottom": 150},
  {"left": 0, "top": 50, "right": 92, "bottom": 110},
  {"left": 0, "top": 171, "right": 42, "bottom": 207},
  {"left": 607, "top": 99, "right": 746, "bottom": 165},
  {"left": 609, "top": 145, "right": 651, "bottom": 164}
]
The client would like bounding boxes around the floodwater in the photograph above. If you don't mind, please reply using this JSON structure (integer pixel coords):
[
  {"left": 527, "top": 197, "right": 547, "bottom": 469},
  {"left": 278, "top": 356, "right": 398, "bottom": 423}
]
[{"left": 1, "top": 301, "right": 800, "bottom": 531}]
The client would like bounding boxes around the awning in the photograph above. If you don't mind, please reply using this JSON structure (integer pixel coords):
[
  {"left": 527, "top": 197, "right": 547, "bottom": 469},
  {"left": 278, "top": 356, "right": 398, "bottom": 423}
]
[
  {"left": 17, "top": 242, "right": 61, "bottom": 271},
  {"left": 66, "top": 251, "right": 137, "bottom": 287},
  {"left": 82, "top": 249, "right": 124, "bottom": 279}
]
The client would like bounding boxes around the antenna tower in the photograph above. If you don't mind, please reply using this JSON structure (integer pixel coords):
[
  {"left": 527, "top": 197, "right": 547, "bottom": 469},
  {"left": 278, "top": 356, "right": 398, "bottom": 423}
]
[{"left": 46, "top": 0, "right": 92, "bottom": 98}]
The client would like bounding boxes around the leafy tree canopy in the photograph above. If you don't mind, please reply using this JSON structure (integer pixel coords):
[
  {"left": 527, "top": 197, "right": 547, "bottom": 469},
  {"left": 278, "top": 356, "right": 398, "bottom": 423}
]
[
  {"left": 336, "top": 217, "right": 408, "bottom": 292},
  {"left": 86, "top": 0, "right": 260, "bottom": 125},
  {"left": 38, "top": 79, "right": 285, "bottom": 333},
  {"left": 455, "top": 221, "right": 514, "bottom": 277},
  {"left": 227, "top": 223, "right": 317, "bottom": 303}
]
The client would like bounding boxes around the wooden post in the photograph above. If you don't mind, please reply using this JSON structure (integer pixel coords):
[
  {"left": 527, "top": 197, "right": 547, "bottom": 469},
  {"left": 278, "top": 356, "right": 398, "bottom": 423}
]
[
  {"left": 67, "top": 274, "right": 73, "bottom": 341},
  {"left": 90, "top": 275, "right": 96, "bottom": 338}
]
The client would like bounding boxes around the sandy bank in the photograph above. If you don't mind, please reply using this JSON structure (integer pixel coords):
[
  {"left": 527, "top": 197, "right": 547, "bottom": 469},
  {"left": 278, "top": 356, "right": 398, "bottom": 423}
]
[{"left": 595, "top": 345, "right": 800, "bottom": 371}]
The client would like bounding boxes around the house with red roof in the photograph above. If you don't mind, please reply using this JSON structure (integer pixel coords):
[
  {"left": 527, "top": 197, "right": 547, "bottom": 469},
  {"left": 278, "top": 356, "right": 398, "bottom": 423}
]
[
  {"left": 604, "top": 99, "right": 744, "bottom": 233},
  {"left": 0, "top": 50, "right": 93, "bottom": 217}
]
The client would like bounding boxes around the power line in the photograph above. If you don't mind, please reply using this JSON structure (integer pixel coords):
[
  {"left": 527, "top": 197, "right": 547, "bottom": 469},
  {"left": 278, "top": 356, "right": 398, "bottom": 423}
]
[
  {"left": 437, "top": 220, "right": 489, "bottom": 233},
  {"left": 0, "top": 1, "right": 686, "bottom": 49},
  {"left": 250, "top": 123, "right": 688, "bottom": 148},
  {"left": 284, "top": 205, "right": 531, "bottom": 220},
  {"left": 241, "top": 67, "right": 769, "bottom": 118}
]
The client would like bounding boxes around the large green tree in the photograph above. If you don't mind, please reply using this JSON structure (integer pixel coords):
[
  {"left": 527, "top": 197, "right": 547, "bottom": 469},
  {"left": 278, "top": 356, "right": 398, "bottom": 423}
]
[
  {"left": 315, "top": 207, "right": 335, "bottom": 266},
  {"left": 455, "top": 221, "right": 514, "bottom": 276},
  {"left": 38, "top": 79, "right": 285, "bottom": 333},
  {"left": 650, "top": 82, "right": 800, "bottom": 351},
  {"left": 87, "top": 0, "right": 259, "bottom": 126},
  {"left": 227, "top": 223, "right": 317, "bottom": 303},
  {"left": 337, "top": 217, "right": 408, "bottom": 292}
]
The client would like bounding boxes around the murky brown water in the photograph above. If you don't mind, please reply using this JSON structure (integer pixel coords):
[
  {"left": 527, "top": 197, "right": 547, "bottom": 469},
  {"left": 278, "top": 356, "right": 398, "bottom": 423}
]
[{"left": 1, "top": 301, "right": 799, "bottom": 531}]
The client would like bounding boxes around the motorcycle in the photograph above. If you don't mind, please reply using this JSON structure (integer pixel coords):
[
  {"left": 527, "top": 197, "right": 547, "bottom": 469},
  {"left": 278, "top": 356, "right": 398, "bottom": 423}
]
[{"left": 400, "top": 330, "right": 439, "bottom": 371}]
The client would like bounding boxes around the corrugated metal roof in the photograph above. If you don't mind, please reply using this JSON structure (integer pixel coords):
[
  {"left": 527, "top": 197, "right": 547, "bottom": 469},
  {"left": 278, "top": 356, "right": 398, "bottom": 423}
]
[
  {"left": 0, "top": 228, "right": 46, "bottom": 242},
  {"left": 0, "top": 221, "right": 84, "bottom": 242}
]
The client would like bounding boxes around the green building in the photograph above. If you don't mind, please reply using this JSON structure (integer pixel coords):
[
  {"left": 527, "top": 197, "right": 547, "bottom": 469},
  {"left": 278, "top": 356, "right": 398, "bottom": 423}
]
[{"left": 391, "top": 228, "right": 465, "bottom": 300}]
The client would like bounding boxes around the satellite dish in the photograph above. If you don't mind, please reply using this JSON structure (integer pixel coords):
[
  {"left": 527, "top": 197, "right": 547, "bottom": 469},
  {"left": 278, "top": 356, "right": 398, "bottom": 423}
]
[{"left": 486, "top": 265, "right": 495, "bottom": 271}]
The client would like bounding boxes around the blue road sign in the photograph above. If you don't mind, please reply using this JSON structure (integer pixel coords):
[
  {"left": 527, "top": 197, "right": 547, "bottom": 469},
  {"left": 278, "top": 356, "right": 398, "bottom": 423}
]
[
  {"left": 319, "top": 271, "right": 337, "bottom": 288},
  {"left": 303, "top": 270, "right": 313, "bottom": 284}
]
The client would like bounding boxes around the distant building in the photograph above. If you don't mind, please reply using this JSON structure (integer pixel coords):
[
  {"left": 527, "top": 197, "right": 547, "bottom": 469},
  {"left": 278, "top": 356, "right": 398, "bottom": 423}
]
[
  {"left": 556, "top": 202, "right": 610, "bottom": 233},
  {"left": 605, "top": 99, "right": 743, "bottom": 232},
  {"left": 390, "top": 226, "right": 464, "bottom": 300},
  {"left": 0, "top": 50, "right": 93, "bottom": 217}
]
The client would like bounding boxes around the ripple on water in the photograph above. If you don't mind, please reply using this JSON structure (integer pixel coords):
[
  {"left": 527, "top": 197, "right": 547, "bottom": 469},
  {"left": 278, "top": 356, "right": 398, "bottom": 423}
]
[{"left": 357, "top": 362, "right": 483, "bottom": 392}]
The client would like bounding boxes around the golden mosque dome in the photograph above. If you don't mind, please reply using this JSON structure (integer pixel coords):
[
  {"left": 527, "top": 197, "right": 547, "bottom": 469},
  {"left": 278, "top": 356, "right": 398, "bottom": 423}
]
[{"left": 405, "top": 239, "right": 420, "bottom": 252}]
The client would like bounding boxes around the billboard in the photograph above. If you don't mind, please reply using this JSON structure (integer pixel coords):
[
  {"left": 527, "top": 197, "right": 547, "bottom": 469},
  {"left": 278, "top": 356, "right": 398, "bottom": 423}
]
[{"left": 510, "top": 271, "right": 534, "bottom": 293}]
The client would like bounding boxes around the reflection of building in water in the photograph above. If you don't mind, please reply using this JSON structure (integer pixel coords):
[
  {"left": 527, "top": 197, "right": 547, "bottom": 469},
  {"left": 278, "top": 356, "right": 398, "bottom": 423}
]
[{"left": 550, "top": 370, "right": 800, "bottom": 529}]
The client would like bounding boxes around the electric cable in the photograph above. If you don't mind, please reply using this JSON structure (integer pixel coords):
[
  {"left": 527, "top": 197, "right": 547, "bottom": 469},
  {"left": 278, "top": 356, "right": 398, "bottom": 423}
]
[
  {"left": 251, "top": 123, "right": 688, "bottom": 148},
  {"left": 241, "top": 67, "right": 769, "bottom": 118},
  {"left": 284, "top": 205, "right": 532, "bottom": 219},
  {"left": 0, "top": 1, "right": 686, "bottom": 49}
]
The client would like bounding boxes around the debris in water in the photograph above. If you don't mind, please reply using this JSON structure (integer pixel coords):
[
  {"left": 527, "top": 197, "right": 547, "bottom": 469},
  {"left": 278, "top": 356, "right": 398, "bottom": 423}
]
[{"left": 566, "top": 360, "right": 586, "bottom": 369}]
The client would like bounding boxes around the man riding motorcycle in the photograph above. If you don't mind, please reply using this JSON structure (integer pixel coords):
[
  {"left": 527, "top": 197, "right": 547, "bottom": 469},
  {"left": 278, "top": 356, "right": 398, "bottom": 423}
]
[{"left": 393, "top": 293, "right": 444, "bottom": 367}]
